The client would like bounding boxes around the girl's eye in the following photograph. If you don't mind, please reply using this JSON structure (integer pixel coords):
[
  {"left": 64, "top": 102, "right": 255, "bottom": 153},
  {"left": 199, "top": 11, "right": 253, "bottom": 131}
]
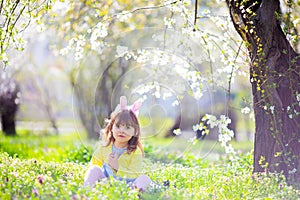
[
  {"left": 116, "top": 124, "right": 120, "bottom": 128},
  {"left": 126, "top": 126, "right": 131, "bottom": 129}
]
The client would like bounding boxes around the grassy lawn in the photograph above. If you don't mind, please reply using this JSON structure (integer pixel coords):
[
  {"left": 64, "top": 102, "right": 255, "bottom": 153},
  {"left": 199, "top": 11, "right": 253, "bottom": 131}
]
[{"left": 0, "top": 131, "right": 299, "bottom": 199}]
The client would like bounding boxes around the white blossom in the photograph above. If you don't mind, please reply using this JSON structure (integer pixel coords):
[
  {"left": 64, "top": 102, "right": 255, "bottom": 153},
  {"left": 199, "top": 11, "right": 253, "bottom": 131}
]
[
  {"left": 116, "top": 45, "right": 129, "bottom": 58},
  {"left": 91, "top": 41, "right": 105, "bottom": 54},
  {"left": 0, "top": 52, "right": 8, "bottom": 62},
  {"left": 270, "top": 106, "right": 275, "bottom": 114},
  {"left": 296, "top": 94, "right": 300, "bottom": 102},
  {"left": 162, "top": 92, "right": 172, "bottom": 100},
  {"left": 172, "top": 100, "right": 179, "bottom": 107},
  {"left": 173, "top": 129, "right": 182, "bottom": 136},
  {"left": 204, "top": 114, "right": 218, "bottom": 128},
  {"left": 163, "top": 17, "right": 176, "bottom": 28},
  {"left": 192, "top": 124, "right": 200, "bottom": 132},
  {"left": 74, "top": 35, "right": 86, "bottom": 60},
  {"left": 225, "top": 144, "right": 235, "bottom": 154},
  {"left": 90, "top": 22, "right": 108, "bottom": 48},
  {"left": 117, "top": 11, "right": 132, "bottom": 22},
  {"left": 288, "top": 168, "right": 297, "bottom": 174},
  {"left": 187, "top": 136, "right": 197, "bottom": 145},
  {"left": 202, "top": 9, "right": 211, "bottom": 15},
  {"left": 241, "top": 106, "right": 250, "bottom": 114}
]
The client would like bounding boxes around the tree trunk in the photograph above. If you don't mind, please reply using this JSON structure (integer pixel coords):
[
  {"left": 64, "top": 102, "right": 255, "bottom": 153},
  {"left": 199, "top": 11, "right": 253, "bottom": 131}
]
[
  {"left": 0, "top": 76, "right": 20, "bottom": 136},
  {"left": 226, "top": 0, "right": 300, "bottom": 183}
]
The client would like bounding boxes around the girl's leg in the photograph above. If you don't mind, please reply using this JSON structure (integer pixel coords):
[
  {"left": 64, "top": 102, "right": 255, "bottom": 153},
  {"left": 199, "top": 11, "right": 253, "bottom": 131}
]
[
  {"left": 132, "top": 175, "right": 151, "bottom": 192},
  {"left": 84, "top": 165, "right": 106, "bottom": 187}
]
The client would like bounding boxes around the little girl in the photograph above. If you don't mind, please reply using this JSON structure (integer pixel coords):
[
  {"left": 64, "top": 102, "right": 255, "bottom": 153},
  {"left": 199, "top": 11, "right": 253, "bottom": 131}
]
[{"left": 84, "top": 96, "right": 151, "bottom": 191}]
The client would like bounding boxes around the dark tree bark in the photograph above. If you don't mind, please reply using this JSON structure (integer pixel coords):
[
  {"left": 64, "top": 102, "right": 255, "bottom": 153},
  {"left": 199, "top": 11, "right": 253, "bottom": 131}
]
[
  {"left": 0, "top": 77, "right": 20, "bottom": 136},
  {"left": 226, "top": 0, "right": 300, "bottom": 183}
]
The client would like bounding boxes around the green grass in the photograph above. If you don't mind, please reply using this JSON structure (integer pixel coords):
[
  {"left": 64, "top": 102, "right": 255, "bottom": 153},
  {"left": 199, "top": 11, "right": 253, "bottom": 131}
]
[{"left": 0, "top": 132, "right": 299, "bottom": 199}]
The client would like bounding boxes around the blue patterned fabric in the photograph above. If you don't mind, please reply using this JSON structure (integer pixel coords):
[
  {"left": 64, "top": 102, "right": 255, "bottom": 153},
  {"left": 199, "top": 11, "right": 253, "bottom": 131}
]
[{"left": 102, "top": 144, "right": 136, "bottom": 184}]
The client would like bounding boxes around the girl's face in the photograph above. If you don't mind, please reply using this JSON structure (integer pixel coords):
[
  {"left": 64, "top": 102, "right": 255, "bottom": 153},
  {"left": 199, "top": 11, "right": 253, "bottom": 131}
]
[{"left": 112, "top": 123, "right": 135, "bottom": 144}]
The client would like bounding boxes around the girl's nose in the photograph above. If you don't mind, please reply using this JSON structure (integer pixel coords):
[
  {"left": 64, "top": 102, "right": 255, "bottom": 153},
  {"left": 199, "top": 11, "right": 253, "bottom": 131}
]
[{"left": 119, "top": 126, "right": 126, "bottom": 132}]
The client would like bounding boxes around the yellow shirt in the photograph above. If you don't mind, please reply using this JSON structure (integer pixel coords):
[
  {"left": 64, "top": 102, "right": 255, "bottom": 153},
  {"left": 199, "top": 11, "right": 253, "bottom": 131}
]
[{"left": 91, "top": 143, "right": 143, "bottom": 179}]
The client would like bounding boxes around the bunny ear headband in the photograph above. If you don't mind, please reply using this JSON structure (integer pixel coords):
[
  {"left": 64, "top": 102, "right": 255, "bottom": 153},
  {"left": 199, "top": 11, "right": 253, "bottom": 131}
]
[{"left": 113, "top": 96, "right": 142, "bottom": 117}]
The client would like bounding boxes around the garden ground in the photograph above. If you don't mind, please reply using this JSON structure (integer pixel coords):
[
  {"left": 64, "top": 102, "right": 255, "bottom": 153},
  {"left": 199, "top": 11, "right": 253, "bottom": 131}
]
[{"left": 0, "top": 132, "right": 299, "bottom": 199}]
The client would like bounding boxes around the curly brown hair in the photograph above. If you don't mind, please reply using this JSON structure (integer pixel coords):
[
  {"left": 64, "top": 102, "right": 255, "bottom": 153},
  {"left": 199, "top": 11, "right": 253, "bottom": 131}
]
[{"left": 102, "top": 110, "right": 144, "bottom": 155}]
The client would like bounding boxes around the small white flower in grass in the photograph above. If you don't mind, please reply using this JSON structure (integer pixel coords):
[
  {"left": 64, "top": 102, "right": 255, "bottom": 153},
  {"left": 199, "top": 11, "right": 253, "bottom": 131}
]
[
  {"left": 289, "top": 114, "right": 293, "bottom": 119},
  {"left": 263, "top": 105, "right": 267, "bottom": 110},
  {"left": 241, "top": 106, "right": 250, "bottom": 114},
  {"left": 173, "top": 129, "right": 182, "bottom": 136}
]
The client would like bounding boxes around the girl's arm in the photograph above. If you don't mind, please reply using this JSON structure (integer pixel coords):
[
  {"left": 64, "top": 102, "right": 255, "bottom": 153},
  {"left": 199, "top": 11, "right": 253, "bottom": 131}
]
[{"left": 91, "top": 145, "right": 104, "bottom": 167}]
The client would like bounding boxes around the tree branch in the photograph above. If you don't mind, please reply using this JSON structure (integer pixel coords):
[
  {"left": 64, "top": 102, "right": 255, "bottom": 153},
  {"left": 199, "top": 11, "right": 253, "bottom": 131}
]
[
  {"left": 0, "top": 0, "right": 4, "bottom": 15},
  {"left": 193, "top": 0, "right": 198, "bottom": 30},
  {"left": 102, "top": 0, "right": 182, "bottom": 22}
]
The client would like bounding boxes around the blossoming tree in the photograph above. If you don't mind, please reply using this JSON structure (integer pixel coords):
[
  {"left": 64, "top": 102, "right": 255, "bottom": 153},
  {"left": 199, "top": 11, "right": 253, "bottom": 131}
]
[{"left": 226, "top": 0, "right": 300, "bottom": 183}]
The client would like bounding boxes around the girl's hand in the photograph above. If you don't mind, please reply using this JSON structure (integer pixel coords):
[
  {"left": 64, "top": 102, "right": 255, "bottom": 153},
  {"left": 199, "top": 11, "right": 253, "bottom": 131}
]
[{"left": 108, "top": 152, "right": 119, "bottom": 171}]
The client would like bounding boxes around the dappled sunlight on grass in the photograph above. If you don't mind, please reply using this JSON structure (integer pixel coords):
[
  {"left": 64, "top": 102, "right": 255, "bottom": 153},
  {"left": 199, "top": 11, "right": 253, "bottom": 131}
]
[{"left": 0, "top": 132, "right": 299, "bottom": 199}]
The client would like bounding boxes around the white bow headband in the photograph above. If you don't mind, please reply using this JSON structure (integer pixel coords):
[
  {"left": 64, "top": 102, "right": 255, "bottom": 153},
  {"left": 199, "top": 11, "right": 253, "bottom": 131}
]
[{"left": 113, "top": 96, "right": 142, "bottom": 117}]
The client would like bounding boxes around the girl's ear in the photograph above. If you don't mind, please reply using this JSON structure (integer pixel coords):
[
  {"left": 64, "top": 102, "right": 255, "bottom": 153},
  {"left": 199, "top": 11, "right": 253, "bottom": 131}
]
[{"left": 120, "top": 96, "right": 127, "bottom": 110}]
